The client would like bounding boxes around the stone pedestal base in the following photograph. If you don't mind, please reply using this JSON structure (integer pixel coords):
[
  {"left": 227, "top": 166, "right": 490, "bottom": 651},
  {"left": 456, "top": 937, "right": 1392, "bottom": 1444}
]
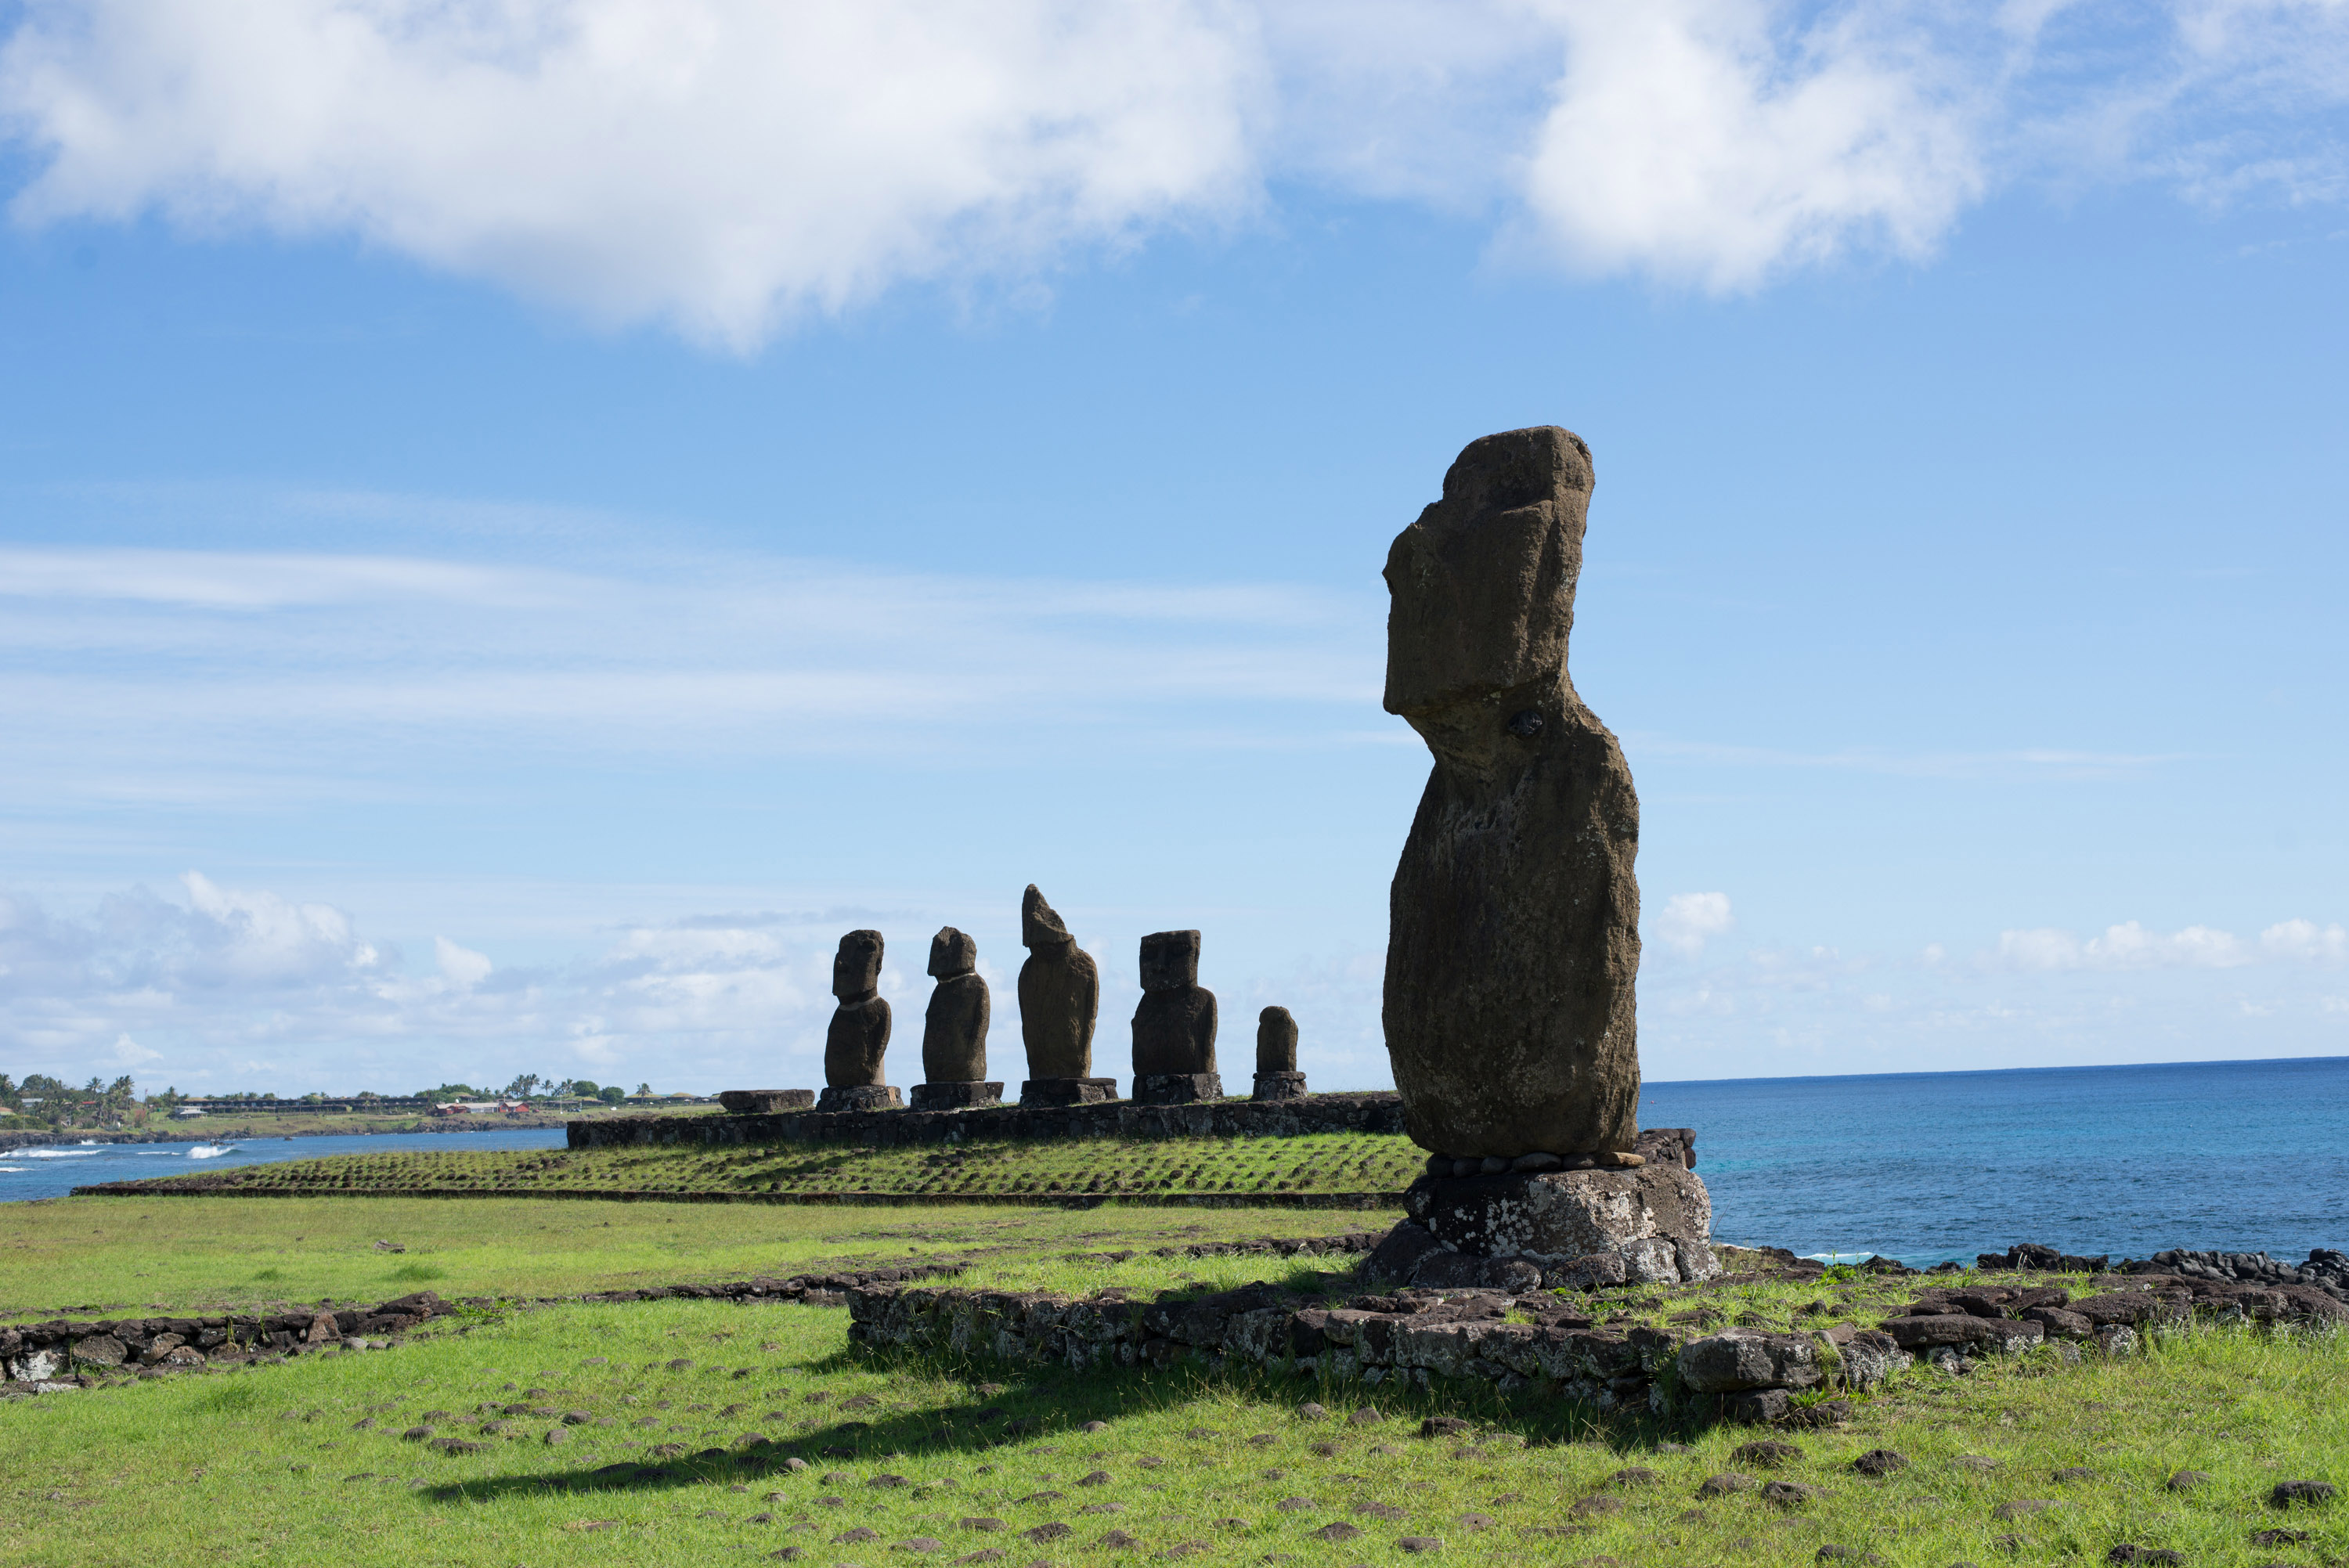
[
  {"left": 1250, "top": 1071, "right": 1308, "bottom": 1102},
  {"left": 816, "top": 1084, "right": 904, "bottom": 1114},
  {"left": 1131, "top": 1072, "right": 1223, "bottom": 1105},
  {"left": 1019, "top": 1076, "right": 1118, "bottom": 1107},
  {"left": 909, "top": 1081, "right": 1004, "bottom": 1111},
  {"left": 717, "top": 1089, "right": 815, "bottom": 1115},
  {"left": 1369, "top": 1163, "right": 1719, "bottom": 1289}
]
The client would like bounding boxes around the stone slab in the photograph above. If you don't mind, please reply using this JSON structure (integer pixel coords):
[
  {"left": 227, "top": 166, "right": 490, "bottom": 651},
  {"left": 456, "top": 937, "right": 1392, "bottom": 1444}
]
[
  {"left": 1251, "top": 1071, "right": 1309, "bottom": 1102},
  {"left": 817, "top": 1085, "right": 904, "bottom": 1114},
  {"left": 717, "top": 1089, "right": 815, "bottom": 1115},
  {"left": 909, "top": 1081, "right": 1005, "bottom": 1111},
  {"left": 1131, "top": 1072, "right": 1224, "bottom": 1105},
  {"left": 1019, "top": 1076, "right": 1120, "bottom": 1107}
]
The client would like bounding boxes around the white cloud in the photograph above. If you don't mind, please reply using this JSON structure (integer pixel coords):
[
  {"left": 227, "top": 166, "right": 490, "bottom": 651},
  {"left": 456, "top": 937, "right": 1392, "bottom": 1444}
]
[
  {"left": 110, "top": 1031, "right": 160, "bottom": 1066},
  {"left": 5, "top": 2, "right": 2349, "bottom": 341},
  {"left": 2261, "top": 917, "right": 2349, "bottom": 964},
  {"left": 433, "top": 935, "right": 493, "bottom": 989},
  {"left": 0, "top": 0, "right": 1264, "bottom": 351},
  {"left": 1994, "top": 920, "right": 2253, "bottom": 971},
  {"left": 1516, "top": 0, "right": 1985, "bottom": 290},
  {"left": 1656, "top": 891, "right": 1736, "bottom": 954}
]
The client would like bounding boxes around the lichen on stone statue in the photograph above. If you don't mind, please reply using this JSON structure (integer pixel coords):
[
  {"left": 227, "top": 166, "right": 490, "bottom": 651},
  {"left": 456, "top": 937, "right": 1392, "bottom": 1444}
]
[{"left": 1381, "top": 425, "right": 1641, "bottom": 1162}]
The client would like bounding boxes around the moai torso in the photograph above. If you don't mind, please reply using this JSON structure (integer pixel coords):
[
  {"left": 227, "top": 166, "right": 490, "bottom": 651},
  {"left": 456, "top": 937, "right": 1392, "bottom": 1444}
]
[
  {"left": 1016, "top": 885, "right": 1099, "bottom": 1078},
  {"left": 1256, "top": 1006, "right": 1298, "bottom": 1074},
  {"left": 1131, "top": 929, "right": 1218, "bottom": 1076},
  {"left": 824, "top": 928, "right": 893, "bottom": 1087},
  {"left": 1381, "top": 427, "right": 1641, "bottom": 1159},
  {"left": 921, "top": 926, "right": 990, "bottom": 1083}
]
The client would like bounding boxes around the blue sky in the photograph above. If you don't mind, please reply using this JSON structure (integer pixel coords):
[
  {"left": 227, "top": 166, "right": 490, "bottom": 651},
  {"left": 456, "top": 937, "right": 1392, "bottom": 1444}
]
[{"left": 0, "top": 0, "right": 2344, "bottom": 1098}]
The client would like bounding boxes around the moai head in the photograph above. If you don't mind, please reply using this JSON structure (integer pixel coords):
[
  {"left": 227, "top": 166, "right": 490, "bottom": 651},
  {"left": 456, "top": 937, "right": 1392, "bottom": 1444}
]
[
  {"left": 928, "top": 926, "right": 977, "bottom": 979},
  {"left": 1383, "top": 426, "right": 1593, "bottom": 726},
  {"left": 832, "top": 929, "right": 884, "bottom": 1002},
  {"left": 1021, "top": 885, "right": 1074, "bottom": 951},
  {"left": 1138, "top": 930, "right": 1201, "bottom": 993}
]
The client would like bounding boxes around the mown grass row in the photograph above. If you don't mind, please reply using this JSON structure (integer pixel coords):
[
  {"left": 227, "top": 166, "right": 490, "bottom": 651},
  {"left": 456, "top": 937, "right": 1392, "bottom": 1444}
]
[
  {"left": 103, "top": 1133, "right": 1427, "bottom": 1202},
  {"left": 5, "top": 1282, "right": 2343, "bottom": 1567}
]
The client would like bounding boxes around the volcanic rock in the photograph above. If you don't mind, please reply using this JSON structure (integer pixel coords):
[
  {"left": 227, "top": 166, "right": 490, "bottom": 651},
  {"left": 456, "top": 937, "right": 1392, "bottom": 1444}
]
[
  {"left": 1382, "top": 427, "right": 1640, "bottom": 1159},
  {"left": 1017, "top": 886, "right": 1099, "bottom": 1080}
]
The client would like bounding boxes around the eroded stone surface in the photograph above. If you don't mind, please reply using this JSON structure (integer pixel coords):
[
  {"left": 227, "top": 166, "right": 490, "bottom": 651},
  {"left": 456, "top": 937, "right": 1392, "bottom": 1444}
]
[
  {"left": 1383, "top": 427, "right": 1640, "bottom": 1160},
  {"left": 922, "top": 926, "right": 990, "bottom": 1085},
  {"left": 824, "top": 929, "right": 891, "bottom": 1090},
  {"left": 1131, "top": 930, "right": 1218, "bottom": 1076},
  {"left": 1403, "top": 1165, "right": 1718, "bottom": 1284},
  {"left": 1018, "top": 887, "right": 1099, "bottom": 1080}
]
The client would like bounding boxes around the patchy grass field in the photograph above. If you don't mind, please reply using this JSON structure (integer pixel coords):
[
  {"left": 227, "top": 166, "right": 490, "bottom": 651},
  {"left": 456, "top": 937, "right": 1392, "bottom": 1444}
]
[
  {"left": 5, "top": 1283, "right": 2344, "bottom": 1568},
  {"left": 77, "top": 1131, "right": 1427, "bottom": 1205},
  {"left": 0, "top": 1195, "right": 1394, "bottom": 1321}
]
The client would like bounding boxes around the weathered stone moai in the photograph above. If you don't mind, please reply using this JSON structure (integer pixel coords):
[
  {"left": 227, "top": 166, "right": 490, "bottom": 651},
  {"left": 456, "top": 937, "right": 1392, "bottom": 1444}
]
[
  {"left": 911, "top": 926, "right": 1002, "bottom": 1111},
  {"left": 1016, "top": 885, "right": 1114, "bottom": 1106},
  {"left": 1250, "top": 1005, "right": 1307, "bottom": 1101},
  {"left": 1374, "top": 427, "right": 1716, "bottom": 1288},
  {"left": 1130, "top": 929, "right": 1221, "bottom": 1105},
  {"left": 818, "top": 928, "right": 903, "bottom": 1112}
]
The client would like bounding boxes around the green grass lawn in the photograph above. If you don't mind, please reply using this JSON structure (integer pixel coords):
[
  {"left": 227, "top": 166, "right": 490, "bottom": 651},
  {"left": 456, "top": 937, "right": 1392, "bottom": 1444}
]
[
  {"left": 78, "top": 1130, "right": 1427, "bottom": 1204},
  {"left": 0, "top": 1195, "right": 1394, "bottom": 1321},
  {"left": 5, "top": 1286, "right": 2343, "bottom": 1567}
]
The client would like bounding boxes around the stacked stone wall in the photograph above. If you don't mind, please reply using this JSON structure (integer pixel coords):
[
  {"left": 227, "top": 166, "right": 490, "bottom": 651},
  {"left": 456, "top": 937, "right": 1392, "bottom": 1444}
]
[{"left": 567, "top": 1091, "right": 1411, "bottom": 1152}]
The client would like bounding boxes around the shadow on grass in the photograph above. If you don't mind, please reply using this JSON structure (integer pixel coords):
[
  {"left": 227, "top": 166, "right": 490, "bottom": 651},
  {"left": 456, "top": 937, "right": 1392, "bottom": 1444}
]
[{"left": 418, "top": 1328, "right": 1690, "bottom": 1505}]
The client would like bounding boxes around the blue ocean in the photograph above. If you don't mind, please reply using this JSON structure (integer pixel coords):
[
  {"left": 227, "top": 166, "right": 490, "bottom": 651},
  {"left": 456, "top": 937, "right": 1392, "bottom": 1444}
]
[
  {"left": 4, "top": 1058, "right": 2342, "bottom": 1267},
  {"left": 0, "top": 1126, "right": 568, "bottom": 1204},
  {"left": 1642, "top": 1054, "right": 2349, "bottom": 1265}
]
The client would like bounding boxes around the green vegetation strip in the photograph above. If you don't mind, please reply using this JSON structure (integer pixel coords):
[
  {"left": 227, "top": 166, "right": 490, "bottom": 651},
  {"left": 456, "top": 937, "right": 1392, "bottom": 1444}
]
[
  {"left": 78, "top": 1131, "right": 1425, "bottom": 1205},
  {"left": 6, "top": 1285, "right": 2344, "bottom": 1567}
]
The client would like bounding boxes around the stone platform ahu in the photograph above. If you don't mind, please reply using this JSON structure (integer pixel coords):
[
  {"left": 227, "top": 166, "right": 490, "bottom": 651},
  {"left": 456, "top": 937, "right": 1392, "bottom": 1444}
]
[{"left": 1375, "top": 426, "right": 1717, "bottom": 1289}]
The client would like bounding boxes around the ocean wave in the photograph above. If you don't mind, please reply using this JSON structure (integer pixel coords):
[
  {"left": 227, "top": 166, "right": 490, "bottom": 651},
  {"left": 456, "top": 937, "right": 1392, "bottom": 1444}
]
[
  {"left": 0, "top": 1165, "right": 27, "bottom": 1173},
  {"left": 188, "top": 1145, "right": 237, "bottom": 1159},
  {"left": 23, "top": 1148, "right": 103, "bottom": 1159}
]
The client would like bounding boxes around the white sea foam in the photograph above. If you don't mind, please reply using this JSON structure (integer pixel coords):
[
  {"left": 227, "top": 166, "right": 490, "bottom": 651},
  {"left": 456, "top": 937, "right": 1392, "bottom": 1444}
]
[
  {"left": 187, "top": 1144, "right": 236, "bottom": 1159},
  {"left": 23, "top": 1148, "right": 103, "bottom": 1159}
]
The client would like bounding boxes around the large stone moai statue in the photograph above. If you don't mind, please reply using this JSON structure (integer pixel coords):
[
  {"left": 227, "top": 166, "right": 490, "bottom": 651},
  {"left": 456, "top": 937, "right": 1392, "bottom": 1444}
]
[
  {"left": 911, "top": 926, "right": 1003, "bottom": 1111},
  {"left": 1373, "top": 426, "right": 1716, "bottom": 1289},
  {"left": 1016, "top": 885, "right": 1115, "bottom": 1105},
  {"left": 1129, "top": 929, "right": 1221, "bottom": 1105},
  {"left": 1250, "top": 1005, "right": 1308, "bottom": 1101},
  {"left": 818, "top": 928, "right": 904, "bottom": 1112}
]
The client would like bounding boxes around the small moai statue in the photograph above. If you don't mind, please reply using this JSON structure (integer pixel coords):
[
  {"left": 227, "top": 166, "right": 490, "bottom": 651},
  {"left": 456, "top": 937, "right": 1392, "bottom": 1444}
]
[
  {"left": 1130, "top": 928, "right": 1222, "bottom": 1105},
  {"left": 1016, "top": 885, "right": 1113, "bottom": 1105},
  {"left": 1250, "top": 1005, "right": 1308, "bottom": 1101},
  {"left": 911, "top": 926, "right": 1002, "bottom": 1111},
  {"left": 817, "top": 928, "right": 903, "bottom": 1113}
]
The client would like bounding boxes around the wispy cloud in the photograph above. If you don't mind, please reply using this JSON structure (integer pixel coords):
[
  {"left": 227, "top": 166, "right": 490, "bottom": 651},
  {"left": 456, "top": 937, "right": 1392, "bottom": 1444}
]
[{"left": 5, "top": 2, "right": 2348, "bottom": 344}]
